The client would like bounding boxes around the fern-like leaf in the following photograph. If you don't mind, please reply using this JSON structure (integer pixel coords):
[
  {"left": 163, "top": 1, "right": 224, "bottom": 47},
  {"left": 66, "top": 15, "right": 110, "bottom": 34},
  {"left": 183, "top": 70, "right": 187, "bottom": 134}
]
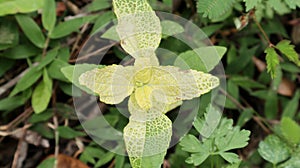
[
  {"left": 275, "top": 40, "right": 300, "bottom": 66},
  {"left": 197, "top": 0, "right": 237, "bottom": 20},
  {"left": 265, "top": 47, "right": 280, "bottom": 79},
  {"left": 284, "top": 0, "right": 300, "bottom": 9},
  {"left": 243, "top": 0, "right": 262, "bottom": 12}
]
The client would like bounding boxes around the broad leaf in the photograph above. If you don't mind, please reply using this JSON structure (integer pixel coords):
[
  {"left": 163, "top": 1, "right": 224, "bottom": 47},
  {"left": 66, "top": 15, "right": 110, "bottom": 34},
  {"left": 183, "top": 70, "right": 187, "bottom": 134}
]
[
  {"left": 258, "top": 135, "right": 290, "bottom": 164},
  {"left": 113, "top": 0, "right": 161, "bottom": 58},
  {"left": 281, "top": 117, "right": 300, "bottom": 144},
  {"left": 32, "top": 69, "right": 53, "bottom": 113},
  {"left": 15, "top": 15, "right": 46, "bottom": 48},
  {"left": 174, "top": 46, "right": 227, "bottom": 72},
  {"left": 161, "top": 20, "right": 184, "bottom": 38},
  {"left": 79, "top": 65, "right": 134, "bottom": 104},
  {"left": 193, "top": 104, "right": 222, "bottom": 138},
  {"left": 219, "top": 152, "right": 240, "bottom": 164},
  {"left": 42, "top": 0, "right": 56, "bottom": 32},
  {"left": 282, "top": 90, "right": 300, "bottom": 118},
  {"left": 10, "top": 66, "right": 42, "bottom": 96},
  {"left": 0, "top": 0, "right": 44, "bottom": 16},
  {"left": 179, "top": 135, "right": 202, "bottom": 153},
  {"left": 50, "top": 15, "right": 97, "bottom": 39},
  {"left": 57, "top": 126, "right": 85, "bottom": 139}
]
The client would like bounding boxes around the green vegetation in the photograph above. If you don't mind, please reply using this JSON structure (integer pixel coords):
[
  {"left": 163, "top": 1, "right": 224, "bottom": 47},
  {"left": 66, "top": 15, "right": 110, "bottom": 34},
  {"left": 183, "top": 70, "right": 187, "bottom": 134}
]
[{"left": 0, "top": 0, "right": 299, "bottom": 167}]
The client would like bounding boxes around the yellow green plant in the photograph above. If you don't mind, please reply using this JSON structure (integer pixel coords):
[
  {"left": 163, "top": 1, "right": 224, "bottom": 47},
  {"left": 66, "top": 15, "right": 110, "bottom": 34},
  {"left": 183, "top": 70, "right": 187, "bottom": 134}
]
[{"left": 79, "top": 0, "right": 219, "bottom": 167}]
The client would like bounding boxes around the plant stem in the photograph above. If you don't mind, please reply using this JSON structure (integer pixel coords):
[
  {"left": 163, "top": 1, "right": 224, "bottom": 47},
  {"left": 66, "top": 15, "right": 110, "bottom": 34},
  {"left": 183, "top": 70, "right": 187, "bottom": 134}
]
[
  {"left": 253, "top": 15, "right": 273, "bottom": 47},
  {"left": 43, "top": 37, "right": 50, "bottom": 57},
  {"left": 219, "top": 88, "right": 272, "bottom": 133}
]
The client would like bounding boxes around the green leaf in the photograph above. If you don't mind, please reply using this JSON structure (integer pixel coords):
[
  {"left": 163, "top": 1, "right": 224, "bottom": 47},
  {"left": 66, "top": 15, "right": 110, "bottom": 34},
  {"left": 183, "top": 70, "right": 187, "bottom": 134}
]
[
  {"left": 0, "top": 89, "right": 31, "bottom": 111},
  {"left": 15, "top": 14, "right": 46, "bottom": 48},
  {"left": 32, "top": 69, "right": 53, "bottom": 113},
  {"left": 267, "top": 0, "right": 291, "bottom": 15},
  {"left": 174, "top": 46, "right": 227, "bottom": 72},
  {"left": 59, "top": 82, "right": 82, "bottom": 97},
  {"left": 101, "top": 25, "right": 120, "bottom": 41},
  {"left": 219, "top": 152, "right": 240, "bottom": 164},
  {"left": 0, "top": 58, "right": 14, "bottom": 77},
  {"left": 61, "top": 64, "right": 105, "bottom": 94},
  {"left": 50, "top": 15, "right": 97, "bottom": 39},
  {"left": 36, "top": 48, "right": 58, "bottom": 70},
  {"left": 115, "top": 155, "right": 125, "bottom": 168},
  {"left": 258, "top": 135, "right": 290, "bottom": 164},
  {"left": 224, "top": 80, "right": 239, "bottom": 109},
  {"left": 29, "top": 109, "right": 53, "bottom": 124},
  {"left": 47, "top": 59, "right": 70, "bottom": 82},
  {"left": 91, "top": 11, "right": 115, "bottom": 34},
  {"left": 284, "top": 0, "right": 300, "bottom": 9},
  {"left": 94, "top": 152, "right": 115, "bottom": 167},
  {"left": 216, "top": 126, "right": 251, "bottom": 152},
  {"left": 243, "top": 0, "right": 262, "bottom": 12},
  {"left": 224, "top": 161, "right": 241, "bottom": 168},
  {"left": 279, "top": 153, "right": 300, "bottom": 168},
  {"left": 194, "top": 105, "right": 222, "bottom": 138},
  {"left": 202, "top": 24, "right": 224, "bottom": 37},
  {"left": 179, "top": 135, "right": 202, "bottom": 153},
  {"left": 186, "top": 152, "right": 210, "bottom": 166},
  {"left": 230, "top": 76, "right": 266, "bottom": 91},
  {"left": 281, "top": 117, "right": 300, "bottom": 144},
  {"left": 3, "top": 45, "right": 40, "bottom": 59},
  {"left": 37, "top": 157, "right": 55, "bottom": 168},
  {"left": 57, "top": 126, "right": 85, "bottom": 139},
  {"left": 282, "top": 90, "right": 300, "bottom": 118},
  {"left": 236, "top": 108, "right": 254, "bottom": 127},
  {"left": 281, "top": 62, "right": 300, "bottom": 73},
  {"left": 226, "top": 46, "right": 258, "bottom": 74},
  {"left": 276, "top": 40, "right": 300, "bottom": 66},
  {"left": 42, "top": 0, "right": 56, "bottom": 32},
  {"left": 80, "top": 146, "right": 105, "bottom": 164},
  {"left": 0, "top": 20, "right": 18, "bottom": 50},
  {"left": 0, "top": 0, "right": 44, "bottom": 16},
  {"left": 10, "top": 66, "right": 42, "bottom": 96},
  {"left": 197, "top": 0, "right": 236, "bottom": 20},
  {"left": 184, "top": 139, "right": 211, "bottom": 166},
  {"left": 57, "top": 47, "right": 70, "bottom": 62},
  {"left": 161, "top": 20, "right": 184, "bottom": 38},
  {"left": 265, "top": 47, "right": 280, "bottom": 78},
  {"left": 264, "top": 90, "right": 278, "bottom": 119},
  {"left": 87, "top": 0, "right": 111, "bottom": 12}
]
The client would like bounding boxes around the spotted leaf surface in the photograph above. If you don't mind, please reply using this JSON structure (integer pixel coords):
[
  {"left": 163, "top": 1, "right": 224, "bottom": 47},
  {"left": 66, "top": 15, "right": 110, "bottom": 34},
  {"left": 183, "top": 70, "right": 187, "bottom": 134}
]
[
  {"left": 112, "top": 0, "right": 161, "bottom": 58},
  {"left": 79, "top": 65, "right": 134, "bottom": 104}
]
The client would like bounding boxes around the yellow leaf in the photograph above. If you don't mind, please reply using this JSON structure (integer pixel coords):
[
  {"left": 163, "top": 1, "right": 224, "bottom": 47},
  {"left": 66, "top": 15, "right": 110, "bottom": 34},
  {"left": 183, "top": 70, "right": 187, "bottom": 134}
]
[
  {"left": 113, "top": 0, "right": 161, "bottom": 58},
  {"left": 79, "top": 65, "right": 134, "bottom": 104}
]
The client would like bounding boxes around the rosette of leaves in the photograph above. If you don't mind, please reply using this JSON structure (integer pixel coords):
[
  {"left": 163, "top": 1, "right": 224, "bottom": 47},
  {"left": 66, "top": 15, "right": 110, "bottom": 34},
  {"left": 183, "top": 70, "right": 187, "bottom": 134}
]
[{"left": 78, "top": 0, "right": 220, "bottom": 167}]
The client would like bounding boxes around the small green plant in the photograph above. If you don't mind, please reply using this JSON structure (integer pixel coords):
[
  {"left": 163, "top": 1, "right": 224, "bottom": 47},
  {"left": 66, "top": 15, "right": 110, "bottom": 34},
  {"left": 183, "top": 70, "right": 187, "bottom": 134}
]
[
  {"left": 180, "top": 105, "right": 251, "bottom": 167},
  {"left": 258, "top": 117, "right": 300, "bottom": 168},
  {"left": 78, "top": 0, "right": 221, "bottom": 167}
]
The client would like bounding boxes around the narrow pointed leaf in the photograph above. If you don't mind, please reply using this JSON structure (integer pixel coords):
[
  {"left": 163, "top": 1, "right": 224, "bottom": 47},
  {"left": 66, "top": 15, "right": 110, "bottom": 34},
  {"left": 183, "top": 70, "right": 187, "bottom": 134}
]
[{"left": 15, "top": 15, "right": 46, "bottom": 48}]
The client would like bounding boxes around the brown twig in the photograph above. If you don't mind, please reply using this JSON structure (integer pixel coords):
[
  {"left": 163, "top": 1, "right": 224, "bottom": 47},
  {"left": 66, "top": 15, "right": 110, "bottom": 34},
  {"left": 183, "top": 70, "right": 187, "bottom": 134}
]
[
  {"left": 252, "top": 14, "right": 273, "bottom": 47},
  {"left": 68, "top": 42, "right": 117, "bottom": 63},
  {"left": 11, "top": 125, "right": 28, "bottom": 168},
  {"left": 219, "top": 88, "right": 271, "bottom": 133},
  {"left": 0, "top": 107, "right": 33, "bottom": 131},
  {"left": 71, "top": 23, "right": 89, "bottom": 53},
  {"left": 53, "top": 115, "right": 59, "bottom": 168},
  {"left": 108, "top": 159, "right": 115, "bottom": 168}
]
